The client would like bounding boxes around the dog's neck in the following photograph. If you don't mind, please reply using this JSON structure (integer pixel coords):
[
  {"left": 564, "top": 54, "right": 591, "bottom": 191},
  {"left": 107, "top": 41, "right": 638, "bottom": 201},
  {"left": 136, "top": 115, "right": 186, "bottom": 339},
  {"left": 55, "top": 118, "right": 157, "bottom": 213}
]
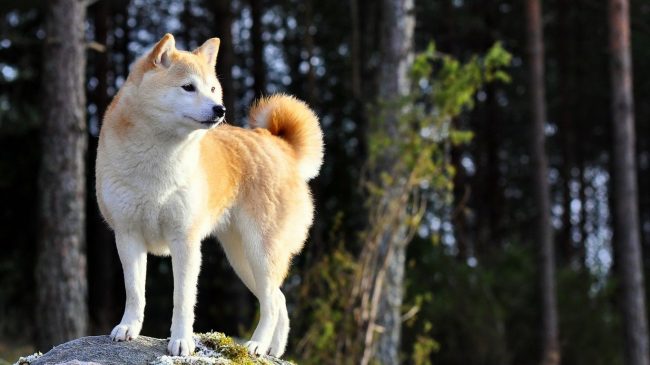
[{"left": 101, "top": 98, "right": 206, "bottom": 182}]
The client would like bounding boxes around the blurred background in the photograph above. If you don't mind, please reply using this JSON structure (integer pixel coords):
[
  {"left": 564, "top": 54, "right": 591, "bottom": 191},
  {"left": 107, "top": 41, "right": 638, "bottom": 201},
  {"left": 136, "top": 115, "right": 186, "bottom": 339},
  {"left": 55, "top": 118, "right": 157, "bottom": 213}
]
[{"left": 1, "top": 0, "right": 650, "bottom": 364}]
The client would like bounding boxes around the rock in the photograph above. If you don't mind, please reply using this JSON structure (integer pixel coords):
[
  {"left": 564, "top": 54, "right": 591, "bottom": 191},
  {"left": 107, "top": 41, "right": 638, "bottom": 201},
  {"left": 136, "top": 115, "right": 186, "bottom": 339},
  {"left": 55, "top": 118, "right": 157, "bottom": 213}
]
[{"left": 15, "top": 333, "right": 292, "bottom": 365}]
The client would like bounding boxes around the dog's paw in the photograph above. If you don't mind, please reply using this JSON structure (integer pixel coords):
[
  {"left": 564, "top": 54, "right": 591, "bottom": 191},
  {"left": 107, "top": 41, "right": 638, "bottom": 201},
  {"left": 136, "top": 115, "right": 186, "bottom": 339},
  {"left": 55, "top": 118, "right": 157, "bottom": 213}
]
[
  {"left": 168, "top": 336, "right": 195, "bottom": 356},
  {"left": 110, "top": 322, "right": 142, "bottom": 341},
  {"left": 267, "top": 345, "right": 285, "bottom": 358},
  {"left": 245, "top": 340, "right": 269, "bottom": 356}
]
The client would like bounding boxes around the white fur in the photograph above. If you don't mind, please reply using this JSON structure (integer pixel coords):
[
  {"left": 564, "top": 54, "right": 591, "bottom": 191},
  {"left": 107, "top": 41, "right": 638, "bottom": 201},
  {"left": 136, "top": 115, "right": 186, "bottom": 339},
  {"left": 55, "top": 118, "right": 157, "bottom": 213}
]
[{"left": 100, "top": 86, "right": 217, "bottom": 355}]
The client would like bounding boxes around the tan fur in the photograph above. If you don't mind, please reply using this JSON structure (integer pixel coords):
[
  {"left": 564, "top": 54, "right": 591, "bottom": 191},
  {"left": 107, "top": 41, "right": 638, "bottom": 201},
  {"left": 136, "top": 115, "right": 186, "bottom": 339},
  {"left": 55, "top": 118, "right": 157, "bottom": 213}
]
[
  {"left": 96, "top": 34, "right": 322, "bottom": 357},
  {"left": 249, "top": 95, "right": 324, "bottom": 180}
]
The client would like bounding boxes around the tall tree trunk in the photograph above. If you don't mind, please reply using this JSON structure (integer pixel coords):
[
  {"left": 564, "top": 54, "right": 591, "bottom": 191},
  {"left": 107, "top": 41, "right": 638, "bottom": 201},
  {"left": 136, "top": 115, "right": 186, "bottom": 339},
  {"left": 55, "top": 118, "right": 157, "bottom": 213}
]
[
  {"left": 368, "top": 0, "right": 414, "bottom": 363},
  {"left": 608, "top": 0, "right": 650, "bottom": 364},
  {"left": 87, "top": 0, "right": 118, "bottom": 334},
  {"left": 525, "top": 1, "right": 560, "bottom": 364},
  {"left": 250, "top": 0, "right": 266, "bottom": 98},
  {"left": 557, "top": 0, "right": 576, "bottom": 264},
  {"left": 212, "top": 0, "right": 237, "bottom": 124},
  {"left": 36, "top": 0, "right": 88, "bottom": 350}
]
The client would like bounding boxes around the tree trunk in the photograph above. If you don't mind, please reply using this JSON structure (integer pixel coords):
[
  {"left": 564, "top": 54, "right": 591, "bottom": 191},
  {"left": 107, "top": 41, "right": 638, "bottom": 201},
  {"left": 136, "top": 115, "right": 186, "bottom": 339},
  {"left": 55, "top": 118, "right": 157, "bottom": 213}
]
[
  {"left": 475, "top": 83, "right": 502, "bottom": 258},
  {"left": 36, "top": 0, "right": 88, "bottom": 350},
  {"left": 211, "top": 0, "right": 237, "bottom": 124},
  {"left": 87, "top": 0, "right": 119, "bottom": 334},
  {"left": 608, "top": 0, "right": 650, "bottom": 364},
  {"left": 369, "top": 0, "right": 414, "bottom": 363},
  {"left": 557, "top": 0, "right": 576, "bottom": 264},
  {"left": 250, "top": 0, "right": 266, "bottom": 98},
  {"left": 525, "top": 1, "right": 560, "bottom": 364}
]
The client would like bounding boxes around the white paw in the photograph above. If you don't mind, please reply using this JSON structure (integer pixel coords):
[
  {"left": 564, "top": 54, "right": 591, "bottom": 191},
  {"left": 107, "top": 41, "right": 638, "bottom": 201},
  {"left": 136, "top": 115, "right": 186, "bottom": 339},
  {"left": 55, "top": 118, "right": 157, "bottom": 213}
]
[
  {"left": 168, "top": 337, "right": 195, "bottom": 356},
  {"left": 245, "top": 340, "right": 269, "bottom": 356},
  {"left": 110, "top": 322, "right": 142, "bottom": 341},
  {"left": 267, "top": 344, "right": 285, "bottom": 358}
]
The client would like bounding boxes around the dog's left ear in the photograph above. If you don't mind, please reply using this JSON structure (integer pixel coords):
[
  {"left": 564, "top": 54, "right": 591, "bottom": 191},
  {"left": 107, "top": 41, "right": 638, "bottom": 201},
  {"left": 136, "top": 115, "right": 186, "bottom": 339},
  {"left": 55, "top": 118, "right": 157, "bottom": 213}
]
[{"left": 193, "top": 38, "right": 221, "bottom": 67}]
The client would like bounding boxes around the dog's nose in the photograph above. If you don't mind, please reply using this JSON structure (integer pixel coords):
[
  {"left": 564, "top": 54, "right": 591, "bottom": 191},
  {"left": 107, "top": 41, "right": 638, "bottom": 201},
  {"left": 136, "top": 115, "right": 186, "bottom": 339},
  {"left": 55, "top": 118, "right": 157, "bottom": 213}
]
[{"left": 213, "top": 104, "right": 226, "bottom": 119}]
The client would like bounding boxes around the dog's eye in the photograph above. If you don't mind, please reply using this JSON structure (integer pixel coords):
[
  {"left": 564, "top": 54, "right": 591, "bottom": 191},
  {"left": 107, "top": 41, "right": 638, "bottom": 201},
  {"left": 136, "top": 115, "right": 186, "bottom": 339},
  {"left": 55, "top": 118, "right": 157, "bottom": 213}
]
[
  {"left": 182, "top": 84, "right": 196, "bottom": 92},
  {"left": 211, "top": 86, "right": 216, "bottom": 93}
]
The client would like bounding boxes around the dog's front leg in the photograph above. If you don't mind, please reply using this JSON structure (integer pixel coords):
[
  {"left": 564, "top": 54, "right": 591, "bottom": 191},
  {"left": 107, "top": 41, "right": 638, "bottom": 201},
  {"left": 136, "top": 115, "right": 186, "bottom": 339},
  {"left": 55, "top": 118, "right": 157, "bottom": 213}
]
[
  {"left": 111, "top": 233, "right": 147, "bottom": 341},
  {"left": 168, "top": 238, "right": 201, "bottom": 356}
]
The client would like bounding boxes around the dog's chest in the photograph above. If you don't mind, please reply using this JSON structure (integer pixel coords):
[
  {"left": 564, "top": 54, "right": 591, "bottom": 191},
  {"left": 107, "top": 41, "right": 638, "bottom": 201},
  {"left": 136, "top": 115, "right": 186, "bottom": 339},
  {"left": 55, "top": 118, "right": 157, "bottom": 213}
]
[{"left": 100, "top": 151, "right": 199, "bottom": 246}]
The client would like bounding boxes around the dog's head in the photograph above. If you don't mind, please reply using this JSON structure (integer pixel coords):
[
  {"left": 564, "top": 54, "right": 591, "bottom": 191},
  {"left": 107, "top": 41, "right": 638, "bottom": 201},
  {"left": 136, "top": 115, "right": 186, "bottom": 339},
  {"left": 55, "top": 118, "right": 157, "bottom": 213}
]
[{"left": 125, "top": 34, "right": 225, "bottom": 133}]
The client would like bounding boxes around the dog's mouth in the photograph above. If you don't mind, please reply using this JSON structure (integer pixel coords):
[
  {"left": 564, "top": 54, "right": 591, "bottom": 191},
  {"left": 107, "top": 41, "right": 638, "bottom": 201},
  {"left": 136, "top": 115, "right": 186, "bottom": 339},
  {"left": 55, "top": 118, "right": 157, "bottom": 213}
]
[{"left": 185, "top": 116, "right": 224, "bottom": 127}]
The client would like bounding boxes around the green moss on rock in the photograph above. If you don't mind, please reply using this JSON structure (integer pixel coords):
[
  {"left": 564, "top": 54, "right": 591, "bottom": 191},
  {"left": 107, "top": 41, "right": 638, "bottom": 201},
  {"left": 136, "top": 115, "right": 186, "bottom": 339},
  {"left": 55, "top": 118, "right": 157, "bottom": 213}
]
[
  {"left": 152, "top": 332, "right": 280, "bottom": 365},
  {"left": 196, "top": 332, "right": 253, "bottom": 365}
]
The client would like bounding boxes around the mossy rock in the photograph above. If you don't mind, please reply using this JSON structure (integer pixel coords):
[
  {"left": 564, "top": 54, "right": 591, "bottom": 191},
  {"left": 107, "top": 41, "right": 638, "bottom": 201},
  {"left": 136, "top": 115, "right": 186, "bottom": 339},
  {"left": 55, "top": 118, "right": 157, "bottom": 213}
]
[{"left": 16, "top": 333, "right": 292, "bottom": 365}]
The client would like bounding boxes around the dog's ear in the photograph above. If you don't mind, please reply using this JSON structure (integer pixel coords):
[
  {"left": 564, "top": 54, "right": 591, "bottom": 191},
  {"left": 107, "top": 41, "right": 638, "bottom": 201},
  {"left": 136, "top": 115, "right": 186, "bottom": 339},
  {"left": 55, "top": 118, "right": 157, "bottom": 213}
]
[
  {"left": 149, "top": 33, "right": 176, "bottom": 68},
  {"left": 193, "top": 38, "right": 220, "bottom": 68}
]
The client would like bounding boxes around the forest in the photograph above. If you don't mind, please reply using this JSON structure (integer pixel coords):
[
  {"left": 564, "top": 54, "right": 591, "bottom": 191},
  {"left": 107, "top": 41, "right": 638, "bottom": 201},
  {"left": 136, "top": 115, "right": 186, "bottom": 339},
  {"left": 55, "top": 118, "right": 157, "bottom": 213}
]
[{"left": 1, "top": 0, "right": 650, "bottom": 364}]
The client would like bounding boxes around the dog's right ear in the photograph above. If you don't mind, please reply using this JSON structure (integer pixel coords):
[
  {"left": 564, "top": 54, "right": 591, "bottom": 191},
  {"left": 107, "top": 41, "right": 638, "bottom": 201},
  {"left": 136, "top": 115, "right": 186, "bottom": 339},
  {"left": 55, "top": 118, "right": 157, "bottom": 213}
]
[{"left": 149, "top": 33, "right": 176, "bottom": 68}]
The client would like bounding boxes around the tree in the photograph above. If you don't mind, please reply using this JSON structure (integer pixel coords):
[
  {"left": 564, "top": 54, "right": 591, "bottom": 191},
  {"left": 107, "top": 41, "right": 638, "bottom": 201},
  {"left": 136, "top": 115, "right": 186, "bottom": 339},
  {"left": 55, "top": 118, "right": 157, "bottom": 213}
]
[
  {"left": 86, "top": 0, "right": 119, "bottom": 334},
  {"left": 556, "top": 0, "right": 577, "bottom": 263},
  {"left": 362, "top": 0, "right": 414, "bottom": 363},
  {"left": 35, "top": 0, "right": 88, "bottom": 350},
  {"left": 525, "top": 0, "right": 560, "bottom": 364},
  {"left": 608, "top": 0, "right": 650, "bottom": 364}
]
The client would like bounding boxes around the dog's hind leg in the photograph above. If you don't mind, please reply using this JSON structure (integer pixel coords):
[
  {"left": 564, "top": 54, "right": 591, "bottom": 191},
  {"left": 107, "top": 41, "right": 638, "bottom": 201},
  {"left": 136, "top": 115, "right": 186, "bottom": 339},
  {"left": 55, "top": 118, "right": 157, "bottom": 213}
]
[
  {"left": 268, "top": 289, "right": 290, "bottom": 357},
  {"left": 217, "top": 227, "right": 257, "bottom": 294},
  {"left": 237, "top": 225, "right": 280, "bottom": 356},
  {"left": 244, "top": 261, "right": 279, "bottom": 356},
  {"left": 111, "top": 233, "right": 147, "bottom": 342},
  {"left": 220, "top": 226, "right": 289, "bottom": 357}
]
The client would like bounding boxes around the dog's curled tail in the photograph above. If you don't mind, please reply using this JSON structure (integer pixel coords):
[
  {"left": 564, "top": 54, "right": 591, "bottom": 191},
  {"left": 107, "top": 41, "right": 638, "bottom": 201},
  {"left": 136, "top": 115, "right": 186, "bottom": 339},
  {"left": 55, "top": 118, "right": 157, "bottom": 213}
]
[{"left": 249, "top": 94, "right": 324, "bottom": 180}]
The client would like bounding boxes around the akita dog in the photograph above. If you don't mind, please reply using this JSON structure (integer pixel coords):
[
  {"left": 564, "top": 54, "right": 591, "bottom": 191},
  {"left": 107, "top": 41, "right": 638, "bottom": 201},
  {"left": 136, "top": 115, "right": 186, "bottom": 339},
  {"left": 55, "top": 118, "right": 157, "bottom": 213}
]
[{"left": 96, "top": 33, "right": 323, "bottom": 357}]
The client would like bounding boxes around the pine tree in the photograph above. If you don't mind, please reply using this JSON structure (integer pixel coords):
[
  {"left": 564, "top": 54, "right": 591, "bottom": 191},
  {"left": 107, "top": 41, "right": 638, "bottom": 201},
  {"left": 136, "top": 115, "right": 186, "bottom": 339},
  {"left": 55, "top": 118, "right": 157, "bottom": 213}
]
[
  {"left": 35, "top": 0, "right": 89, "bottom": 350},
  {"left": 525, "top": 0, "right": 560, "bottom": 364},
  {"left": 609, "top": 0, "right": 650, "bottom": 364}
]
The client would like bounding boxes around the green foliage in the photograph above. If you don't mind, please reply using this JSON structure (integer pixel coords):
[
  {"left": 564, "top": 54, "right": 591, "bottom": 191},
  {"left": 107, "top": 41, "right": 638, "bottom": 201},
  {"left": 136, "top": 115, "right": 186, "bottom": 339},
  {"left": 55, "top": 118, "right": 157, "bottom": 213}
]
[
  {"left": 403, "top": 243, "right": 624, "bottom": 365},
  {"left": 556, "top": 270, "right": 623, "bottom": 365},
  {"left": 289, "top": 213, "right": 360, "bottom": 365},
  {"left": 411, "top": 321, "right": 440, "bottom": 365},
  {"left": 368, "top": 41, "right": 512, "bottom": 208},
  {"left": 365, "top": 42, "right": 510, "bottom": 361}
]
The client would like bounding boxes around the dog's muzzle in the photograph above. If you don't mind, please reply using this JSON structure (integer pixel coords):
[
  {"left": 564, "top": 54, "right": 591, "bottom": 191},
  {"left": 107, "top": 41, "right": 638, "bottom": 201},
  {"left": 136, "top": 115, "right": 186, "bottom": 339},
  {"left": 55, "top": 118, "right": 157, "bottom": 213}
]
[
  {"left": 199, "top": 105, "right": 226, "bottom": 126},
  {"left": 212, "top": 105, "right": 226, "bottom": 120}
]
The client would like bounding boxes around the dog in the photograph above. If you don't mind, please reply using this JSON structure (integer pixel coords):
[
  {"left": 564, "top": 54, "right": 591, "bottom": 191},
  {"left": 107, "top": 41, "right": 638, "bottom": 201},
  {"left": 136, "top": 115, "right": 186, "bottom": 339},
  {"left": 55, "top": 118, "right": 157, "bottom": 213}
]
[{"left": 95, "top": 33, "right": 323, "bottom": 357}]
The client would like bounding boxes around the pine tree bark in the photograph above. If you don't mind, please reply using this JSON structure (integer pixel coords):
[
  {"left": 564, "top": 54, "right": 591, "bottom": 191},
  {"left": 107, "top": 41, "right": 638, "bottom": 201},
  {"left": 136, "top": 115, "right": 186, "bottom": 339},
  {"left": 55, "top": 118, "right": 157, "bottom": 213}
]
[
  {"left": 525, "top": 1, "right": 560, "bottom": 364},
  {"left": 370, "top": 0, "right": 414, "bottom": 363},
  {"left": 608, "top": 0, "right": 650, "bottom": 364},
  {"left": 36, "top": 0, "right": 88, "bottom": 350}
]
